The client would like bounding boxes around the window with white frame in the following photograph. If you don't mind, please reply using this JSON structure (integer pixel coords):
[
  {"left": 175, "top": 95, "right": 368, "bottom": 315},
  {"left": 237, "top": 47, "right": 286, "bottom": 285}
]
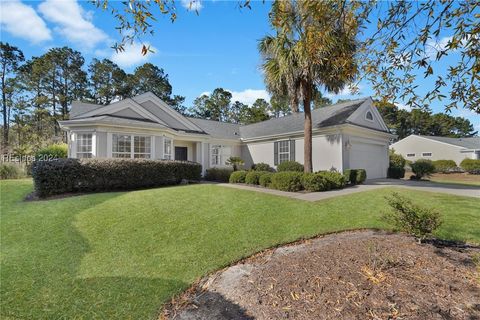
[
  {"left": 164, "top": 138, "right": 172, "bottom": 160},
  {"left": 211, "top": 145, "right": 232, "bottom": 166},
  {"left": 112, "top": 134, "right": 151, "bottom": 158},
  {"left": 77, "top": 133, "right": 93, "bottom": 158},
  {"left": 406, "top": 153, "right": 415, "bottom": 157},
  {"left": 134, "top": 136, "right": 151, "bottom": 158},
  {"left": 422, "top": 152, "right": 432, "bottom": 157},
  {"left": 278, "top": 140, "right": 290, "bottom": 163},
  {"left": 365, "top": 111, "right": 374, "bottom": 121}
]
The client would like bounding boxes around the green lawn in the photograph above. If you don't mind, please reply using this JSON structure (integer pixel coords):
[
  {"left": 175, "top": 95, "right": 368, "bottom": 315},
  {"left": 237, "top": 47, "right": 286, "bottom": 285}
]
[{"left": 1, "top": 179, "right": 479, "bottom": 319}]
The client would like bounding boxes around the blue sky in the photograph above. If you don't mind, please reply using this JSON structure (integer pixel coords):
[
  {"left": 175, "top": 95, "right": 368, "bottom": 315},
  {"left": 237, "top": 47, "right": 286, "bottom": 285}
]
[{"left": 1, "top": 0, "right": 478, "bottom": 129}]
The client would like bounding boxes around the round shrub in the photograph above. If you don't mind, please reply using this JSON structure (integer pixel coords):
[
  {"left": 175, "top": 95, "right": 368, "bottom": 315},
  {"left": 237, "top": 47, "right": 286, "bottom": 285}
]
[
  {"left": 252, "top": 162, "right": 275, "bottom": 172},
  {"left": 277, "top": 161, "right": 304, "bottom": 172},
  {"left": 389, "top": 152, "right": 406, "bottom": 169},
  {"left": 35, "top": 143, "right": 68, "bottom": 161},
  {"left": 343, "top": 169, "right": 357, "bottom": 184},
  {"left": 432, "top": 160, "right": 457, "bottom": 173},
  {"left": 245, "top": 171, "right": 270, "bottom": 185},
  {"left": 356, "top": 169, "right": 367, "bottom": 184},
  {"left": 229, "top": 170, "right": 248, "bottom": 183},
  {"left": 460, "top": 158, "right": 480, "bottom": 174},
  {"left": 270, "top": 172, "right": 303, "bottom": 192},
  {"left": 301, "top": 173, "right": 329, "bottom": 192},
  {"left": 204, "top": 168, "right": 233, "bottom": 182},
  {"left": 317, "top": 171, "right": 346, "bottom": 189},
  {"left": 388, "top": 167, "right": 405, "bottom": 179},
  {"left": 410, "top": 159, "right": 435, "bottom": 179},
  {"left": 259, "top": 172, "right": 274, "bottom": 187}
]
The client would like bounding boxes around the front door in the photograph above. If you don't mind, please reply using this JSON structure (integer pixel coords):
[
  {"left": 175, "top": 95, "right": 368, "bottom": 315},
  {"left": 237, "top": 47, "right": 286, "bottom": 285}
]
[{"left": 175, "top": 147, "right": 188, "bottom": 161}]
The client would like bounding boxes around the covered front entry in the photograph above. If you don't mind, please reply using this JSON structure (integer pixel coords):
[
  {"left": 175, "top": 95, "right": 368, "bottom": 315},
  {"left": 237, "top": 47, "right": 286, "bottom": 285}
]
[{"left": 175, "top": 146, "right": 188, "bottom": 161}]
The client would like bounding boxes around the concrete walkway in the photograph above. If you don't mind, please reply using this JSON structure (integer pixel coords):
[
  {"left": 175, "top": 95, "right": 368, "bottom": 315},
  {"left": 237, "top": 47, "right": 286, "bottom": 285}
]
[{"left": 219, "top": 179, "right": 480, "bottom": 202}]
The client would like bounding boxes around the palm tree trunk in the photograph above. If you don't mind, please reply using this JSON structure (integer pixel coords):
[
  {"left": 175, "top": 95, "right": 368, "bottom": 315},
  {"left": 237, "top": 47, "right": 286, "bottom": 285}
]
[{"left": 303, "top": 84, "right": 313, "bottom": 173}]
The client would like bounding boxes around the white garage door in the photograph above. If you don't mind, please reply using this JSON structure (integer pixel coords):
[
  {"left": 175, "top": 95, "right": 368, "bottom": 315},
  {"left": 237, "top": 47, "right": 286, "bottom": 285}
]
[{"left": 349, "top": 142, "right": 388, "bottom": 179}]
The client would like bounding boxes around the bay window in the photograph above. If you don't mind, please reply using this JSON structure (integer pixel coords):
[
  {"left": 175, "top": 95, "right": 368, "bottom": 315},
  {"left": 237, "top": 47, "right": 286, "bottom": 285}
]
[
  {"left": 112, "top": 134, "right": 151, "bottom": 159},
  {"left": 77, "top": 133, "right": 93, "bottom": 158}
]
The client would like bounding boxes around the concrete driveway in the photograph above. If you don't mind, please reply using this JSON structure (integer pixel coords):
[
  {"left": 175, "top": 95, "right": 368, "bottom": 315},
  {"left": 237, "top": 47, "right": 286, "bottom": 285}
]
[{"left": 220, "top": 179, "right": 480, "bottom": 202}]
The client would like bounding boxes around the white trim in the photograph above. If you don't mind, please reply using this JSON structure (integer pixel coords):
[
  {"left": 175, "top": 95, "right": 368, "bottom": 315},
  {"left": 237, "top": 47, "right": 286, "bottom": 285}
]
[{"left": 365, "top": 110, "right": 374, "bottom": 122}]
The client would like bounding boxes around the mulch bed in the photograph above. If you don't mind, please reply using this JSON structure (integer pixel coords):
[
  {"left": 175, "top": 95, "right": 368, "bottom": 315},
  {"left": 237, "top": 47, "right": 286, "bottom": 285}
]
[{"left": 162, "top": 230, "right": 480, "bottom": 320}]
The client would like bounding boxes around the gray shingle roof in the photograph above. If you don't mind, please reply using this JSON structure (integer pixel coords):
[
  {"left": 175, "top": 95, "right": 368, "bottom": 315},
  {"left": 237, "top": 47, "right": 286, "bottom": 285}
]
[
  {"left": 419, "top": 135, "right": 480, "bottom": 149},
  {"left": 187, "top": 117, "right": 241, "bottom": 140},
  {"left": 70, "top": 102, "right": 103, "bottom": 118},
  {"left": 239, "top": 99, "right": 368, "bottom": 139}
]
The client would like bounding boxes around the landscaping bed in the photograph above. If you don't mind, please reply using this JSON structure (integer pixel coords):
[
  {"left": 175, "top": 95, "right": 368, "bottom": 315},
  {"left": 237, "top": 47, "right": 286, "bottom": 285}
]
[{"left": 165, "top": 230, "right": 480, "bottom": 320}]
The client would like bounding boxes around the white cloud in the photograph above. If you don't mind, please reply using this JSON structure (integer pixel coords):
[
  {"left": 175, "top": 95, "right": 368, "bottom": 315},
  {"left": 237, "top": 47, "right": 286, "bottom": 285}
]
[
  {"left": 396, "top": 102, "right": 411, "bottom": 111},
  {"left": 229, "top": 89, "right": 270, "bottom": 105},
  {"left": 111, "top": 42, "right": 156, "bottom": 68},
  {"left": 38, "top": 0, "right": 108, "bottom": 50},
  {"left": 0, "top": 0, "right": 52, "bottom": 43},
  {"left": 181, "top": 0, "right": 203, "bottom": 11},
  {"left": 425, "top": 36, "right": 453, "bottom": 60},
  {"left": 325, "top": 85, "right": 363, "bottom": 99}
]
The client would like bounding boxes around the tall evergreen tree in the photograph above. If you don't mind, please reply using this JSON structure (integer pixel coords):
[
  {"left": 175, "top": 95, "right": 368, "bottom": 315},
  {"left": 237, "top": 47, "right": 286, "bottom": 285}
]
[{"left": 0, "top": 42, "right": 24, "bottom": 148}]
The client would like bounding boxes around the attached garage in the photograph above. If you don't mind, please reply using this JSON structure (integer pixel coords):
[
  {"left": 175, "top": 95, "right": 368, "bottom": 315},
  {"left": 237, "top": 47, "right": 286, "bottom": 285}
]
[{"left": 349, "top": 140, "right": 389, "bottom": 179}]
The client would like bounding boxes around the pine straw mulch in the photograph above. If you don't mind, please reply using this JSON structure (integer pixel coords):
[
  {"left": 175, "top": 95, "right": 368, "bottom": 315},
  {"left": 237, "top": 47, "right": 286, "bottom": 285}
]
[{"left": 162, "top": 230, "right": 480, "bottom": 320}]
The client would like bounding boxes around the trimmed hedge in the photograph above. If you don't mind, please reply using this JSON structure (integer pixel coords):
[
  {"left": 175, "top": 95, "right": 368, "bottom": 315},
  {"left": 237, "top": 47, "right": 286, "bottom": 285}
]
[
  {"left": 35, "top": 143, "right": 68, "bottom": 161},
  {"left": 270, "top": 172, "right": 303, "bottom": 192},
  {"left": 389, "top": 152, "right": 406, "bottom": 169},
  {"left": 32, "top": 158, "right": 202, "bottom": 198},
  {"left": 317, "top": 171, "right": 346, "bottom": 189},
  {"left": 460, "top": 158, "right": 480, "bottom": 174},
  {"left": 356, "top": 169, "right": 367, "bottom": 184},
  {"left": 277, "top": 161, "right": 304, "bottom": 172},
  {"left": 432, "top": 160, "right": 457, "bottom": 173},
  {"left": 388, "top": 167, "right": 405, "bottom": 179},
  {"left": 301, "top": 173, "right": 329, "bottom": 192},
  {"left": 245, "top": 171, "right": 270, "bottom": 185},
  {"left": 259, "top": 172, "right": 274, "bottom": 187},
  {"left": 229, "top": 170, "right": 248, "bottom": 183},
  {"left": 204, "top": 167, "right": 232, "bottom": 182},
  {"left": 252, "top": 162, "right": 275, "bottom": 172}
]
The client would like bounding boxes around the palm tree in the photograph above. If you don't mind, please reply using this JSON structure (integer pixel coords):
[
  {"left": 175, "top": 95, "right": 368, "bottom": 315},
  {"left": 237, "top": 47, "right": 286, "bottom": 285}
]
[{"left": 259, "top": 0, "right": 359, "bottom": 172}]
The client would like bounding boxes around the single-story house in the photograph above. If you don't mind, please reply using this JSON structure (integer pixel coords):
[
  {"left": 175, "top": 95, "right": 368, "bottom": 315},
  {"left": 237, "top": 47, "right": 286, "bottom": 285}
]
[
  {"left": 59, "top": 92, "right": 394, "bottom": 179},
  {"left": 390, "top": 134, "right": 480, "bottom": 164}
]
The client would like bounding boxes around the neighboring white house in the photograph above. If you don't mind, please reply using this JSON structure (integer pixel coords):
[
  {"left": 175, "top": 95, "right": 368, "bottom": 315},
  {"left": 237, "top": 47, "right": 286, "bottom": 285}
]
[
  {"left": 390, "top": 134, "right": 480, "bottom": 165},
  {"left": 58, "top": 92, "right": 394, "bottom": 179}
]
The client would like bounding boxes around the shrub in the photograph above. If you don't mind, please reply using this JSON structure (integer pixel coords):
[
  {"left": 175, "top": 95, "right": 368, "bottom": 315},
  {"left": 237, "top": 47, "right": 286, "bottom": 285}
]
[
  {"left": 277, "top": 161, "right": 304, "bottom": 172},
  {"left": 410, "top": 159, "right": 435, "bottom": 179},
  {"left": 259, "top": 172, "right": 274, "bottom": 187},
  {"left": 252, "top": 162, "right": 275, "bottom": 172},
  {"left": 32, "top": 159, "right": 202, "bottom": 198},
  {"left": 204, "top": 167, "right": 232, "bottom": 182},
  {"left": 229, "top": 170, "right": 248, "bottom": 183},
  {"left": 460, "top": 158, "right": 480, "bottom": 174},
  {"left": 225, "top": 156, "right": 244, "bottom": 171},
  {"left": 270, "top": 172, "right": 303, "bottom": 192},
  {"left": 317, "top": 171, "right": 346, "bottom": 189},
  {"left": 0, "top": 163, "right": 25, "bottom": 180},
  {"left": 387, "top": 167, "right": 405, "bottom": 179},
  {"left": 383, "top": 192, "right": 442, "bottom": 242},
  {"left": 245, "top": 171, "right": 270, "bottom": 185},
  {"left": 389, "top": 151, "right": 406, "bottom": 169},
  {"left": 432, "top": 160, "right": 457, "bottom": 173},
  {"left": 301, "top": 173, "right": 329, "bottom": 192},
  {"left": 343, "top": 169, "right": 357, "bottom": 184},
  {"left": 356, "top": 169, "right": 367, "bottom": 184},
  {"left": 35, "top": 143, "right": 68, "bottom": 161}
]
